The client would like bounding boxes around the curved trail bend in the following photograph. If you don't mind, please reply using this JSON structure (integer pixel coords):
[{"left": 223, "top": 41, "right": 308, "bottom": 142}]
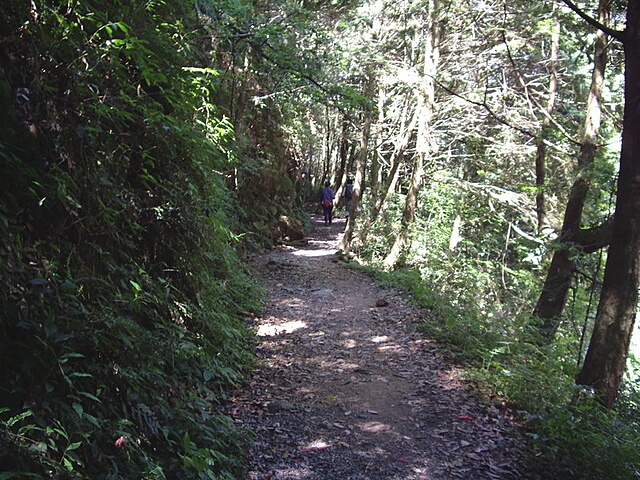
[{"left": 235, "top": 214, "right": 528, "bottom": 479}]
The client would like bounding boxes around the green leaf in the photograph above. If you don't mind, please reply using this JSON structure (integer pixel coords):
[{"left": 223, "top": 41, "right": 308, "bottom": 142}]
[
  {"left": 78, "top": 391, "right": 102, "bottom": 403},
  {"left": 72, "top": 402, "right": 84, "bottom": 417},
  {"left": 0, "top": 473, "right": 42, "bottom": 479},
  {"left": 82, "top": 413, "right": 101, "bottom": 428},
  {"left": 67, "top": 441, "right": 82, "bottom": 451},
  {"left": 5, "top": 410, "right": 33, "bottom": 428}
]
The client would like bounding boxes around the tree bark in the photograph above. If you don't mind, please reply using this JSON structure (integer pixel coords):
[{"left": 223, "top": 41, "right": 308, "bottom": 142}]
[
  {"left": 576, "top": 1, "right": 640, "bottom": 408},
  {"left": 370, "top": 88, "right": 387, "bottom": 200},
  {"left": 534, "top": 0, "right": 609, "bottom": 338}
]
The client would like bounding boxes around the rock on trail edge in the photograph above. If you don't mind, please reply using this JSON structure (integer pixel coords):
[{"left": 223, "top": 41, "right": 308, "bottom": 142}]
[{"left": 232, "top": 213, "right": 532, "bottom": 480}]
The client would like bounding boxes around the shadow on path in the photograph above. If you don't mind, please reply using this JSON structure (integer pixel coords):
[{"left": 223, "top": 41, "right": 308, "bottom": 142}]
[{"left": 234, "top": 214, "right": 529, "bottom": 479}]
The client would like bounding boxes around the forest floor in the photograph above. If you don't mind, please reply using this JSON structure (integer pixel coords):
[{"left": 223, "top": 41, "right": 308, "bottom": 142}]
[{"left": 233, "top": 213, "right": 537, "bottom": 479}]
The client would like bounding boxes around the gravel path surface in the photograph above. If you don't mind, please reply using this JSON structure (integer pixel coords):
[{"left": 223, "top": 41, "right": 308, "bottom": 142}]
[{"left": 234, "top": 214, "right": 531, "bottom": 479}]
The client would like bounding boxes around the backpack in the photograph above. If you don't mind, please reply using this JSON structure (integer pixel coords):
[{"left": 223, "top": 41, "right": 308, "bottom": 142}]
[{"left": 344, "top": 184, "right": 353, "bottom": 199}]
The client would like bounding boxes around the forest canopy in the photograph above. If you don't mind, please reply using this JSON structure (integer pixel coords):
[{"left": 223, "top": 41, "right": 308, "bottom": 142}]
[{"left": 1, "top": 0, "right": 639, "bottom": 478}]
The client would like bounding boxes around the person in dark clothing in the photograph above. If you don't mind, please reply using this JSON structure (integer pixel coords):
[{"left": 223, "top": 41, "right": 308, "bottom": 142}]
[
  {"left": 321, "top": 182, "right": 335, "bottom": 226},
  {"left": 342, "top": 178, "right": 353, "bottom": 218}
]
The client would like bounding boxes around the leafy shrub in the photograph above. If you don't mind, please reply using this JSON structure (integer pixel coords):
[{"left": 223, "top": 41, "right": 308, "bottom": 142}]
[
  {"left": 0, "top": 1, "right": 262, "bottom": 478},
  {"left": 365, "top": 263, "right": 640, "bottom": 478},
  {"left": 527, "top": 397, "right": 640, "bottom": 479}
]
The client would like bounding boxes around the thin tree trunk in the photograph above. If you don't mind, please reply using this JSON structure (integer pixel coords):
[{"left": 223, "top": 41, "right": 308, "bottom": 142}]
[
  {"left": 383, "top": 142, "right": 424, "bottom": 268},
  {"left": 535, "top": 10, "right": 560, "bottom": 233},
  {"left": 340, "top": 115, "right": 371, "bottom": 254},
  {"left": 370, "top": 89, "right": 387, "bottom": 200},
  {"left": 340, "top": 76, "right": 374, "bottom": 254},
  {"left": 534, "top": 0, "right": 609, "bottom": 337},
  {"left": 359, "top": 100, "right": 417, "bottom": 247},
  {"left": 449, "top": 213, "right": 463, "bottom": 251},
  {"left": 383, "top": 0, "right": 440, "bottom": 268},
  {"left": 335, "top": 118, "right": 350, "bottom": 207},
  {"left": 576, "top": 1, "right": 640, "bottom": 408}
]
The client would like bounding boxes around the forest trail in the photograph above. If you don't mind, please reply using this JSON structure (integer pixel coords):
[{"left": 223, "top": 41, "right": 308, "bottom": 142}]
[{"left": 234, "top": 213, "right": 530, "bottom": 479}]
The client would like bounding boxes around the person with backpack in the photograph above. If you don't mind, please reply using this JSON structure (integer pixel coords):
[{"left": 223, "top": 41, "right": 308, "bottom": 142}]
[
  {"left": 320, "top": 181, "right": 335, "bottom": 226},
  {"left": 342, "top": 178, "right": 353, "bottom": 218}
]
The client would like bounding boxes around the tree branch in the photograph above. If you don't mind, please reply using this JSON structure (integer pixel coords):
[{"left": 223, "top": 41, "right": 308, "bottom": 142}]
[
  {"left": 560, "top": 0, "right": 624, "bottom": 42},
  {"left": 434, "top": 78, "right": 537, "bottom": 139},
  {"left": 501, "top": 29, "right": 582, "bottom": 148},
  {"left": 573, "top": 216, "right": 613, "bottom": 253}
]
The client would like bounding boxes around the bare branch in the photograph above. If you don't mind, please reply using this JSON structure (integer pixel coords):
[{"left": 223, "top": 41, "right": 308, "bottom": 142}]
[
  {"left": 434, "top": 78, "right": 537, "bottom": 139},
  {"left": 560, "top": 0, "right": 624, "bottom": 42},
  {"left": 500, "top": 29, "right": 581, "bottom": 147}
]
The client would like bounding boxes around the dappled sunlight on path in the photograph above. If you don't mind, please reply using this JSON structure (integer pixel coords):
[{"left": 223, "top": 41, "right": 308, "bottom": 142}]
[{"left": 234, "top": 214, "right": 528, "bottom": 479}]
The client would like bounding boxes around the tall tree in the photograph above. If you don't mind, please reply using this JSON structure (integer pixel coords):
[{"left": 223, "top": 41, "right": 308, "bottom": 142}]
[
  {"left": 533, "top": 0, "right": 612, "bottom": 337},
  {"left": 338, "top": 3, "right": 385, "bottom": 253},
  {"left": 534, "top": 7, "right": 561, "bottom": 233},
  {"left": 359, "top": 98, "right": 416, "bottom": 247},
  {"left": 562, "top": 0, "right": 640, "bottom": 407},
  {"left": 383, "top": 0, "right": 442, "bottom": 268},
  {"left": 340, "top": 72, "right": 374, "bottom": 253}
]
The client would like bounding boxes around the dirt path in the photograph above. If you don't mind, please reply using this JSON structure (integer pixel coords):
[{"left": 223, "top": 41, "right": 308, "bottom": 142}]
[{"left": 234, "top": 214, "right": 529, "bottom": 479}]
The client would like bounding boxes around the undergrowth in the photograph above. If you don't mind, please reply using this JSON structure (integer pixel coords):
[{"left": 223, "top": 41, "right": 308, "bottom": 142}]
[
  {"left": 365, "top": 266, "right": 640, "bottom": 479},
  {"left": 0, "top": 1, "right": 265, "bottom": 478}
]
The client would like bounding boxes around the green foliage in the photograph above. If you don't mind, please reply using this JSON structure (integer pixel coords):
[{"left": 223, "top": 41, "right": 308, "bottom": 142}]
[
  {"left": 356, "top": 158, "right": 633, "bottom": 475},
  {"left": 1, "top": 0, "right": 633, "bottom": 478},
  {"left": 0, "top": 0, "right": 263, "bottom": 478},
  {"left": 366, "top": 262, "right": 640, "bottom": 477},
  {"left": 527, "top": 397, "right": 640, "bottom": 479}
]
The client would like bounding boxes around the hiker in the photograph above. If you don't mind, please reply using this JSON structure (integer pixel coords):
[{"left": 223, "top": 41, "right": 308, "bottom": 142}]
[
  {"left": 320, "top": 181, "right": 334, "bottom": 226},
  {"left": 342, "top": 178, "right": 353, "bottom": 218}
]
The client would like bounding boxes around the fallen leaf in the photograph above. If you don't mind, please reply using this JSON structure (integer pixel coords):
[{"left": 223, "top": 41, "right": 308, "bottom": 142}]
[{"left": 300, "top": 445, "right": 329, "bottom": 452}]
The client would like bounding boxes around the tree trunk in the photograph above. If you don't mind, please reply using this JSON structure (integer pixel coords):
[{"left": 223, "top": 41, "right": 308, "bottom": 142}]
[
  {"left": 383, "top": 137, "right": 424, "bottom": 268},
  {"left": 340, "top": 75, "right": 374, "bottom": 254},
  {"left": 338, "top": 118, "right": 350, "bottom": 178},
  {"left": 359, "top": 100, "right": 416, "bottom": 247},
  {"left": 534, "top": 0, "right": 609, "bottom": 337},
  {"left": 334, "top": 118, "right": 351, "bottom": 207},
  {"left": 370, "top": 88, "right": 387, "bottom": 200},
  {"left": 449, "top": 213, "right": 463, "bottom": 251},
  {"left": 535, "top": 10, "right": 560, "bottom": 233},
  {"left": 383, "top": 0, "right": 440, "bottom": 269},
  {"left": 576, "top": 1, "right": 640, "bottom": 408}
]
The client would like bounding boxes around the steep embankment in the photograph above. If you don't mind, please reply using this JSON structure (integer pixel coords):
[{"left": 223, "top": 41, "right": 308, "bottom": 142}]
[{"left": 234, "top": 214, "right": 530, "bottom": 479}]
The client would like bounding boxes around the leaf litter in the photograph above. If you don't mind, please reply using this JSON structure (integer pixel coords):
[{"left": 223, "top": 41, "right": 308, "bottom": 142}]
[{"left": 232, "top": 214, "right": 538, "bottom": 479}]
